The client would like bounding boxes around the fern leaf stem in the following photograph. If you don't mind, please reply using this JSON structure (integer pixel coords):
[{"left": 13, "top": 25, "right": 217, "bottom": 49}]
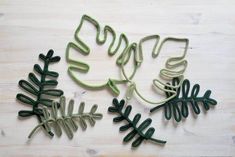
[
  {"left": 28, "top": 119, "right": 54, "bottom": 138},
  {"left": 35, "top": 60, "right": 54, "bottom": 136},
  {"left": 150, "top": 103, "right": 166, "bottom": 113},
  {"left": 36, "top": 60, "right": 48, "bottom": 107},
  {"left": 150, "top": 97, "right": 205, "bottom": 112},
  {"left": 149, "top": 137, "right": 167, "bottom": 144}
]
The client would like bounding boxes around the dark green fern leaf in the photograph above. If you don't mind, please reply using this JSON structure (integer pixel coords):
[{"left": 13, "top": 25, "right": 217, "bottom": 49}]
[
  {"left": 150, "top": 78, "right": 217, "bottom": 122},
  {"left": 108, "top": 98, "right": 166, "bottom": 148},
  {"left": 16, "top": 49, "right": 64, "bottom": 136}
]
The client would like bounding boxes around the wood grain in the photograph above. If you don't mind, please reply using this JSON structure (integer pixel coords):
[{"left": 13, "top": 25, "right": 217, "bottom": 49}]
[{"left": 0, "top": 0, "right": 235, "bottom": 156}]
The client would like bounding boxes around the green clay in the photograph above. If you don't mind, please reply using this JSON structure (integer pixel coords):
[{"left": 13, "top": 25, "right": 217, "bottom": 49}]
[
  {"left": 16, "top": 49, "right": 64, "bottom": 136},
  {"left": 28, "top": 96, "right": 103, "bottom": 139},
  {"left": 122, "top": 37, "right": 189, "bottom": 105},
  {"left": 108, "top": 98, "right": 166, "bottom": 148},
  {"left": 66, "top": 15, "right": 160, "bottom": 96},
  {"left": 66, "top": 15, "right": 132, "bottom": 96},
  {"left": 150, "top": 78, "right": 217, "bottom": 122},
  {"left": 66, "top": 15, "right": 189, "bottom": 106}
]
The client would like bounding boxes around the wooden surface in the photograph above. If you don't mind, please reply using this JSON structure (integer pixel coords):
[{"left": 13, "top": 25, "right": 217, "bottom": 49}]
[{"left": 0, "top": 0, "right": 235, "bottom": 156}]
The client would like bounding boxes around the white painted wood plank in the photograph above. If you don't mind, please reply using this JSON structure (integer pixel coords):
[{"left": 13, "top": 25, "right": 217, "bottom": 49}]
[{"left": 0, "top": 0, "right": 235, "bottom": 156}]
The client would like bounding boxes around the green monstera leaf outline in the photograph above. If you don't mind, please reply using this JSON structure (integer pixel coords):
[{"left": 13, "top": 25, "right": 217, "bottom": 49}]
[{"left": 122, "top": 37, "right": 189, "bottom": 106}]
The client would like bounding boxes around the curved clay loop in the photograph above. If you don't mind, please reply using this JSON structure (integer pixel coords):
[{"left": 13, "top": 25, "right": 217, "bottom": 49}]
[
  {"left": 137, "top": 35, "right": 160, "bottom": 65},
  {"left": 164, "top": 83, "right": 172, "bottom": 98},
  {"left": 172, "top": 78, "right": 180, "bottom": 97},
  {"left": 120, "top": 43, "right": 140, "bottom": 82},
  {"left": 160, "top": 38, "right": 189, "bottom": 68},
  {"left": 164, "top": 104, "right": 172, "bottom": 120},
  {"left": 60, "top": 96, "right": 66, "bottom": 117},
  {"left": 182, "top": 79, "right": 190, "bottom": 97},
  {"left": 159, "top": 69, "right": 185, "bottom": 80},
  {"left": 66, "top": 42, "right": 90, "bottom": 72},
  {"left": 115, "top": 34, "right": 130, "bottom": 65},
  {"left": 125, "top": 82, "right": 136, "bottom": 100},
  {"left": 121, "top": 36, "right": 189, "bottom": 105},
  {"left": 181, "top": 101, "right": 189, "bottom": 118},
  {"left": 172, "top": 103, "right": 181, "bottom": 122},
  {"left": 165, "top": 78, "right": 179, "bottom": 97},
  {"left": 190, "top": 101, "right": 200, "bottom": 114},
  {"left": 165, "top": 81, "right": 180, "bottom": 122},
  {"left": 191, "top": 84, "right": 200, "bottom": 98},
  {"left": 67, "top": 68, "right": 109, "bottom": 89},
  {"left": 153, "top": 37, "right": 188, "bottom": 95},
  {"left": 72, "top": 14, "right": 129, "bottom": 63},
  {"left": 51, "top": 101, "right": 58, "bottom": 119},
  {"left": 66, "top": 15, "right": 139, "bottom": 95}
]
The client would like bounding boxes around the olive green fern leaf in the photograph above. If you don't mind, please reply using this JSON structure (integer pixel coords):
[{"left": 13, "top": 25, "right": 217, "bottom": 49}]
[{"left": 28, "top": 96, "right": 103, "bottom": 139}]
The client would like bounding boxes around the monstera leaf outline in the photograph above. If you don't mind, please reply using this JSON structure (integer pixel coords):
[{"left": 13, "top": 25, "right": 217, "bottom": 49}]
[
  {"left": 122, "top": 37, "right": 189, "bottom": 106},
  {"left": 65, "top": 15, "right": 160, "bottom": 95}
]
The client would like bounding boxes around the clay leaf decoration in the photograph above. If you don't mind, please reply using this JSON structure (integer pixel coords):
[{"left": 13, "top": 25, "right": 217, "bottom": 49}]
[
  {"left": 66, "top": 15, "right": 136, "bottom": 96},
  {"left": 123, "top": 37, "right": 189, "bottom": 105},
  {"left": 16, "top": 49, "right": 64, "bottom": 136},
  {"left": 28, "top": 96, "right": 103, "bottom": 139},
  {"left": 108, "top": 98, "right": 166, "bottom": 148},
  {"left": 66, "top": 14, "right": 189, "bottom": 102},
  {"left": 150, "top": 78, "right": 217, "bottom": 122},
  {"left": 66, "top": 15, "right": 157, "bottom": 96}
]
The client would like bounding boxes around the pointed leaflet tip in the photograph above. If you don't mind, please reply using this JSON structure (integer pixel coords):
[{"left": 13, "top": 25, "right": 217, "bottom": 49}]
[
  {"left": 18, "top": 110, "right": 34, "bottom": 117},
  {"left": 50, "top": 56, "right": 61, "bottom": 63},
  {"left": 46, "top": 49, "right": 54, "bottom": 58},
  {"left": 39, "top": 54, "right": 46, "bottom": 61},
  {"left": 112, "top": 98, "right": 119, "bottom": 106},
  {"left": 34, "top": 64, "right": 43, "bottom": 75}
]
